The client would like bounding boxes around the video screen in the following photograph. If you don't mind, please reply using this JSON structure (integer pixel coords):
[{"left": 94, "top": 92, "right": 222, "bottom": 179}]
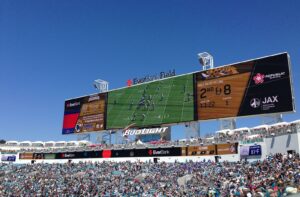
[
  {"left": 62, "top": 93, "right": 106, "bottom": 134},
  {"left": 195, "top": 53, "right": 294, "bottom": 120},
  {"left": 106, "top": 74, "right": 194, "bottom": 129},
  {"left": 196, "top": 62, "right": 253, "bottom": 120}
]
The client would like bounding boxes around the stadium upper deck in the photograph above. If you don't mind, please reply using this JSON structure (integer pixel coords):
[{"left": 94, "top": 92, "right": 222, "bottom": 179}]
[
  {"left": 1, "top": 119, "right": 300, "bottom": 152},
  {"left": 1, "top": 119, "right": 300, "bottom": 164}
]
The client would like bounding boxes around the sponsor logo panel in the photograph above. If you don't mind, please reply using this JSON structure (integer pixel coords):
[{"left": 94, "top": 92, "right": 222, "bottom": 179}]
[
  {"left": 250, "top": 95, "right": 279, "bottom": 111},
  {"left": 240, "top": 145, "right": 261, "bottom": 156},
  {"left": 216, "top": 143, "right": 238, "bottom": 155},
  {"left": 1, "top": 155, "right": 16, "bottom": 162},
  {"left": 128, "top": 69, "right": 176, "bottom": 86},
  {"left": 123, "top": 127, "right": 168, "bottom": 136},
  {"left": 66, "top": 102, "right": 80, "bottom": 108},
  {"left": 33, "top": 153, "right": 45, "bottom": 160},
  {"left": 249, "top": 145, "right": 262, "bottom": 156},
  {"left": 63, "top": 93, "right": 107, "bottom": 134},
  {"left": 187, "top": 145, "right": 216, "bottom": 156},
  {"left": 19, "top": 153, "right": 33, "bottom": 160},
  {"left": 253, "top": 72, "right": 285, "bottom": 85}
]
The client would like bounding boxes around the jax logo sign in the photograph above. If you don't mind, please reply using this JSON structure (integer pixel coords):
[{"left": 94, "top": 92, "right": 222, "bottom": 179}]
[
  {"left": 250, "top": 95, "right": 279, "bottom": 111},
  {"left": 127, "top": 69, "right": 176, "bottom": 86}
]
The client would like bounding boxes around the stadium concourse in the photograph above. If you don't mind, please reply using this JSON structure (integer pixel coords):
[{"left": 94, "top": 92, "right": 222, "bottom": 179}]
[{"left": 1, "top": 120, "right": 300, "bottom": 196}]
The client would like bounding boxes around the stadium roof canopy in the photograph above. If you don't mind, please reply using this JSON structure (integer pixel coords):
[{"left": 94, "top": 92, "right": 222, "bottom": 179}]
[
  {"left": 269, "top": 122, "right": 288, "bottom": 128},
  {"left": 216, "top": 129, "right": 231, "bottom": 135},
  {"left": 20, "top": 141, "right": 32, "bottom": 145},
  {"left": 232, "top": 127, "right": 249, "bottom": 132},
  {"left": 251, "top": 125, "right": 269, "bottom": 130},
  {"left": 67, "top": 141, "right": 79, "bottom": 146},
  {"left": 32, "top": 141, "right": 44, "bottom": 144},
  {"left": 45, "top": 141, "right": 55, "bottom": 144},
  {"left": 290, "top": 119, "right": 300, "bottom": 124},
  {"left": 6, "top": 141, "right": 19, "bottom": 145}
]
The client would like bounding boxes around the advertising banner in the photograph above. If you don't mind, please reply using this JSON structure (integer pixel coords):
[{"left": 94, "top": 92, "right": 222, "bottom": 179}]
[
  {"left": 33, "top": 153, "right": 45, "bottom": 159},
  {"left": 216, "top": 143, "right": 238, "bottom": 155},
  {"left": 249, "top": 145, "right": 262, "bottom": 156},
  {"left": 111, "top": 149, "right": 135, "bottom": 157},
  {"left": 240, "top": 146, "right": 250, "bottom": 156},
  {"left": 55, "top": 151, "right": 102, "bottom": 159},
  {"left": 1, "top": 155, "right": 16, "bottom": 162},
  {"left": 240, "top": 145, "right": 262, "bottom": 156},
  {"left": 55, "top": 152, "right": 79, "bottom": 159},
  {"left": 187, "top": 145, "right": 216, "bottom": 156},
  {"left": 133, "top": 147, "right": 182, "bottom": 157},
  {"left": 44, "top": 153, "right": 56, "bottom": 159},
  {"left": 181, "top": 147, "right": 187, "bottom": 156},
  {"left": 52, "top": 148, "right": 182, "bottom": 159},
  {"left": 62, "top": 93, "right": 107, "bottom": 134},
  {"left": 19, "top": 153, "right": 33, "bottom": 160}
]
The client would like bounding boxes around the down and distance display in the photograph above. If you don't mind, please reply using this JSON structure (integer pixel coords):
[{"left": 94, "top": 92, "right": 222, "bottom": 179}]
[{"left": 196, "top": 53, "right": 294, "bottom": 120}]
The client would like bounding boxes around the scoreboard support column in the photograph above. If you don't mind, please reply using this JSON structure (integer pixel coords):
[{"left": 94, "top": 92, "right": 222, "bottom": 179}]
[
  {"left": 77, "top": 133, "right": 91, "bottom": 142},
  {"left": 185, "top": 122, "right": 200, "bottom": 139},
  {"left": 261, "top": 114, "right": 283, "bottom": 125},
  {"left": 220, "top": 118, "right": 236, "bottom": 130},
  {"left": 192, "top": 52, "right": 215, "bottom": 139},
  {"left": 198, "top": 52, "right": 214, "bottom": 70},
  {"left": 94, "top": 79, "right": 109, "bottom": 144}
]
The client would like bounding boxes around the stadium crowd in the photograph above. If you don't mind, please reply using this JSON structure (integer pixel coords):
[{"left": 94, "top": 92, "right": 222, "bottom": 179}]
[{"left": 0, "top": 153, "right": 299, "bottom": 196}]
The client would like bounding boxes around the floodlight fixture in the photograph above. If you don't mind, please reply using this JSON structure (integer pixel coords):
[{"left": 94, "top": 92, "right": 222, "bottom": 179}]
[
  {"left": 93, "top": 79, "right": 109, "bottom": 93},
  {"left": 198, "top": 52, "right": 214, "bottom": 70}
]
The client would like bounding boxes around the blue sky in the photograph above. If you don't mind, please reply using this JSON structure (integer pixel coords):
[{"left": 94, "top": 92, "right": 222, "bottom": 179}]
[{"left": 0, "top": 0, "right": 299, "bottom": 142}]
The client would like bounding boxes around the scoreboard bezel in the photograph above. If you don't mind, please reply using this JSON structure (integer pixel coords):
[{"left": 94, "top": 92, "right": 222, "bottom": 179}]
[{"left": 62, "top": 52, "right": 295, "bottom": 134}]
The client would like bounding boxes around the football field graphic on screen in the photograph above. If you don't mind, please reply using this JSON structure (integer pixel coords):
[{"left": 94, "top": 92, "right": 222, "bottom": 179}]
[{"left": 106, "top": 74, "right": 194, "bottom": 129}]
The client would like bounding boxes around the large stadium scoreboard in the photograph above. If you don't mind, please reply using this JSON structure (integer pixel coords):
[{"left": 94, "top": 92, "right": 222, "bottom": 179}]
[{"left": 62, "top": 53, "right": 294, "bottom": 134}]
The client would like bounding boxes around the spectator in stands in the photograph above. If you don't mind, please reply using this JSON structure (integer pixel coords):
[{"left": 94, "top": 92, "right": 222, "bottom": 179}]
[{"left": 0, "top": 153, "right": 299, "bottom": 196}]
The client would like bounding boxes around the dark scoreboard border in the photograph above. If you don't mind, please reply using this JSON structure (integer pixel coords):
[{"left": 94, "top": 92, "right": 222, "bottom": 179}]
[{"left": 193, "top": 73, "right": 199, "bottom": 121}]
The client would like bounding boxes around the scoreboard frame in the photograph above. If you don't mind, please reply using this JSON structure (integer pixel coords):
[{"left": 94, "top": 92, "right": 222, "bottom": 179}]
[{"left": 62, "top": 52, "right": 295, "bottom": 134}]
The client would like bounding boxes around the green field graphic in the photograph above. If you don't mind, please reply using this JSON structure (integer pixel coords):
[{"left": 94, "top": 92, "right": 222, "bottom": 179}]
[{"left": 107, "top": 74, "right": 194, "bottom": 129}]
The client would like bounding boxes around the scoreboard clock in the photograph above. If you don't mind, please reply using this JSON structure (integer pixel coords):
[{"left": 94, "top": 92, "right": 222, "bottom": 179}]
[{"left": 196, "top": 62, "right": 253, "bottom": 120}]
